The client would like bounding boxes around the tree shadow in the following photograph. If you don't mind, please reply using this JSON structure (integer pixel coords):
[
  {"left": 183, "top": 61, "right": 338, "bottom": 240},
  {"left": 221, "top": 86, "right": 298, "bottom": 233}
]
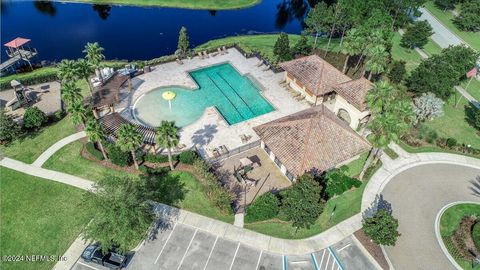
[
  {"left": 191, "top": 124, "right": 218, "bottom": 148},
  {"left": 470, "top": 176, "right": 480, "bottom": 197},
  {"left": 464, "top": 103, "right": 480, "bottom": 130},
  {"left": 33, "top": 1, "right": 56, "bottom": 17},
  {"left": 148, "top": 203, "right": 181, "bottom": 241},
  {"left": 363, "top": 194, "right": 392, "bottom": 219}
]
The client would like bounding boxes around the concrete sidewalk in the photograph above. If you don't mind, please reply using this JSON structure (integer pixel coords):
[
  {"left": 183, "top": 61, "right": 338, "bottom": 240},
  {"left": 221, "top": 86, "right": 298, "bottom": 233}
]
[
  {"left": 32, "top": 131, "right": 86, "bottom": 167},
  {"left": 417, "top": 7, "right": 464, "bottom": 49}
]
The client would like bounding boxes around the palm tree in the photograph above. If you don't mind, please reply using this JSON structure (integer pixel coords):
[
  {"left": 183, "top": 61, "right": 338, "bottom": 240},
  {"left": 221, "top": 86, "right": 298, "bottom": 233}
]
[
  {"left": 83, "top": 42, "right": 105, "bottom": 81},
  {"left": 156, "top": 121, "right": 179, "bottom": 170},
  {"left": 364, "top": 45, "right": 388, "bottom": 80},
  {"left": 75, "top": 59, "right": 95, "bottom": 94},
  {"left": 117, "top": 124, "right": 142, "bottom": 170},
  {"left": 341, "top": 28, "right": 363, "bottom": 74},
  {"left": 85, "top": 118, "right": 108, "bottom": 160},
  {"left": 67, "top": 100, "right": 87, "bottom": 128},
  {"left": 61, "top": 82, "right": 83, "bottom": 106},
  {"left": 57, "top": 59, "right": 77, "bottom": 82}
]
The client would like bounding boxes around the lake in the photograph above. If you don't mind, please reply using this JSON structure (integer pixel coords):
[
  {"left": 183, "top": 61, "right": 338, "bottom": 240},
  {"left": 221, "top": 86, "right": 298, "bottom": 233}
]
[{"left": 1, "top": 0, "right": 311, "bottom": 62}]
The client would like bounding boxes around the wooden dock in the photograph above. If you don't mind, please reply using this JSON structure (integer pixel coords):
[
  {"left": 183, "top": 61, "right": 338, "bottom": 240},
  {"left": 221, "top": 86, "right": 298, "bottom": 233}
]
[{"left": 0, "top": 49, "right": 37, "bottom": 72}]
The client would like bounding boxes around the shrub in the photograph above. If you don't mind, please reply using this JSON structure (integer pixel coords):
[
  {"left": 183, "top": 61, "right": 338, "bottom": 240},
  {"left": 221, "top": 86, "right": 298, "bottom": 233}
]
[
  {"left": 446, "top": 138, "right": 457, "bottom": 148},
  {"left": 192, "top": 158, "right": 233, "bottom": 214},
  {"left": 0, "top": 109, "right": 21, "bottom": 144},
  {"left": 106, "top": 143, "right": 131, "bottom": 166},
  {"left": 139, "top": 165, "right": 170, "bottom": 175},
  {"left": 425, "top": 129, "right": 438, "bottom": 143},
  {"left": 465, "top": 103, "right": 480, "bottom": 131},
  {"left": 363, "top": 209, "right": 400, "bottom": 246},
  {"left": 179, "top": 150, "right": 198, "bottom": 165},
  {"left": 23, "top": 107, "right": 47, "bottom": 129},
  {"left": 388, "top": 60, "right": 406, "bottom": 84},
  {"left": 473, "top": 222, "right": 480, "bottom": 250},
  {"left": 454, "top": 0, "right": 480, "bottom": 32},
  {"left": 245, "top": 192, "right": 280, "bottom": 223},
  {"left": 86, "top": 141, "right": 104, "bottom": 160},
  {"left": 323, "top": 167, "right": 362, "bottom": 199},
  {"left": 50, "top": 110, "right": 65, "bottom": 122},
  {"left": 0, "top": 67, "right": 58, "bottom": 90},
  {"left": 144, "top": 153, "right": 178, "bottom": 163}
]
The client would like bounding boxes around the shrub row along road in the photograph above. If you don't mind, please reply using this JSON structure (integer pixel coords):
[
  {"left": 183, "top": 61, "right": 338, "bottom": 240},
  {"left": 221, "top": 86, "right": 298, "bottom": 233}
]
[{"left": 382, "top": 163, "right": 480, "bottom": 270}]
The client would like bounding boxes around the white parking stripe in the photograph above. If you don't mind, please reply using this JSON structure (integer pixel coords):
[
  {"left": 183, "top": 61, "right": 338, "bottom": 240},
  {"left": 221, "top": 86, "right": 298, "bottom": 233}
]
[
  {"left": 319, "top": 249, "right": 326, "bottom": 268},
  {"left": 77, "top": 261, "right": 100, "bottom": 270},
  {"left": 331, "top": 258, "right": 336, "bottom": 270},
  {"left": 154, "top": 222, "right": 177, "bottom": 264},
  {"left": 336, "top": 244, "right": 351, "bottom": 252},
  {"left": 337, "top": 265, "right": 341, "bottom": 270},
  {"left": 202, "top": 235, "right": 219, "bottom": 270},
  {"left": 228, "top": 242, "right": 241, "bottom": 270},
  {"left": 177, "top": 228, "right": 198, "bottom": 270},
  {"left": 325, "top": 253, "right": 331, "bottom": 270},
  {"left": 255, "top": 250, "right": 263, "bottom": 270}
]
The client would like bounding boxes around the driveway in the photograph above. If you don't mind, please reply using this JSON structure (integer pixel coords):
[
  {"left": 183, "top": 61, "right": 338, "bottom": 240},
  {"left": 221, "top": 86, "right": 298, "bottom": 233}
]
[
  {"left": 382, "top": 163, "right": 480, "bottom": 270},
  {"left": 417, "top": 8, "right": 463, "bottom": 48},
  {"left": 71, "top": 221, "right": 377, "bottom": 270}
]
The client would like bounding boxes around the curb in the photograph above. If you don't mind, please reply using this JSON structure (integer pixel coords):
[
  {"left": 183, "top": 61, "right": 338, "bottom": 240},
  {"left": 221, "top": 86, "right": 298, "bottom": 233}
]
[{"left": 434, "top": 201, "right": 480, "bottom": 270}]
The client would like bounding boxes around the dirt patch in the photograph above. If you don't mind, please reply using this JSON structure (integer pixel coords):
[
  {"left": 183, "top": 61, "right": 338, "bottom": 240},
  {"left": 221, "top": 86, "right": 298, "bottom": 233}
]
[{"left": 354, "top": 229, "right": 390, "bottom": 270}]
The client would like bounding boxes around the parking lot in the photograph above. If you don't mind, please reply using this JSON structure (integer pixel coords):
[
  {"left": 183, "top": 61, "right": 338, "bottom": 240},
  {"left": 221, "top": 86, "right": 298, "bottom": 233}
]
[{"left": 71, "top": 221, "right": 352, "bottom": 270}]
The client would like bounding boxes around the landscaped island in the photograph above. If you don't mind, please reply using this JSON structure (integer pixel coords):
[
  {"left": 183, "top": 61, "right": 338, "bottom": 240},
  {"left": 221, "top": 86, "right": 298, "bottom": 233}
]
[
  {"left": 439, "top": 203, "right": 480, "bottom": 270},
  {"left": 64, "top": 0, "right": 260, "bottom": 9}
]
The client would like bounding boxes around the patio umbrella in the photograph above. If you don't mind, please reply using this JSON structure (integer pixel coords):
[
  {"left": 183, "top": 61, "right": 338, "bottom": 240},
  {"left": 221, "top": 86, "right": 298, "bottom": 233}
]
[{"left": 162, "top": 90, "right": 176, "bottom": 110}]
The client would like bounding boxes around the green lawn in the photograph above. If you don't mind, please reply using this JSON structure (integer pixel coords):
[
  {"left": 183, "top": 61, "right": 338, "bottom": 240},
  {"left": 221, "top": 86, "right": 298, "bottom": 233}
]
[
  {"left": 462, "top": 78, "right": 480, "bottom": 102},
  {"left": 423, "top": 96, "right": 480, "bottom": 148},
  {"left": 66, "top": 0, "right": 260, "bottom": 9},
  {"left": 170, "top": 171, "right": 234, "bottom": 223},
  {"left": 42, "top": 141, "right": 130, "bottom": 181},
  {"left": 0, "top": 167, "right": 90, "bottom": 270},
  {"left": 391, "top": 32, "right": 424, "bottom": 72},
  {"left": 244, "top": 159, "right": 381, "bottom": 239},
  {"left": 424, "top": 1, "right": 480, "bottom": 51},
  {"left": 42, "top": 142, "right": 234, "bottom": 223},
  {"left": 196, "top": 34, "right": 340, "bottom": 62},
  {"left": 344, "top": 152, "right": 369, "bottom": 177},
  {"left": 423, "top": 37, "right": 443, "bottom": 57},
  {"left": 440, "top": 203, "right": 480, "bottom": 270},
  {"left": 0, "top": 116, "right": 77, "bottom": 164}
]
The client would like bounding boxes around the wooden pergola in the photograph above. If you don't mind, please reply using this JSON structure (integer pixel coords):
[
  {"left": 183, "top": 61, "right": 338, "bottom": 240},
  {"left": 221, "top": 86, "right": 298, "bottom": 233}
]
[
  {"left": 89, "top": 73, "right": 130, "bottom": 118},
  {"left": 100, "top": 113, "right": 156, "bottom": 145}
]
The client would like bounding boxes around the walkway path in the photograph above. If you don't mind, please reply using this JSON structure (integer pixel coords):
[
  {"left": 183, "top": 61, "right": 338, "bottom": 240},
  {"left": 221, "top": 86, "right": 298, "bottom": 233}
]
[{"left": 32, "top": 131, "right": 86, "bottom": 167}]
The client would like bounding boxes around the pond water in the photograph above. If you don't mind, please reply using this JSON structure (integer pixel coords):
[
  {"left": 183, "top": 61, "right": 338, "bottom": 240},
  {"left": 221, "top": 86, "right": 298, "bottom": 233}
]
[{"left": 1, "top": 0, "right": 312, "bottom": 62}]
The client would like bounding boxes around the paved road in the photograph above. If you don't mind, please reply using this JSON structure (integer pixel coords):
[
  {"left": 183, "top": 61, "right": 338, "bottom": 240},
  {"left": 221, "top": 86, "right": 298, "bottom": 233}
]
[
  {"left": 71, "top": 220, "right": 377, "bottom": 270},
  {"left": 417, "top": 7, "right": 463, "bottom": 48},
  {"left": 382, "top": 164, "right": 480, "bottom": 270}
]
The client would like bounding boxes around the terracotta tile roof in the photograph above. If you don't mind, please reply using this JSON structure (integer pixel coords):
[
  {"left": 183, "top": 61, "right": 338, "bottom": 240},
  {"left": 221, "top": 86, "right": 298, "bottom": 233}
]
[
  {"left": 333, "top": 77, "right": 372, "bottom": 111},
  {"left": 253, "top": 105, "right": 371, "bottom": 177},
  {"left": 280, "top": 55, "right": 351, "bottom": 96}
]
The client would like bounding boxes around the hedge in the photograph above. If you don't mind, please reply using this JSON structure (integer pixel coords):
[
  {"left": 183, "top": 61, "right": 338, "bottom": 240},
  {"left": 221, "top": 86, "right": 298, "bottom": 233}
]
[
  {"left": 0, "top": 67, "right": 58, "bottom": 90},
  {"left": 245, "top": 192, "right": 280, "bottom": 223},
  {"left": 178, "top": 150, "right": 198, "bottom": 165},
  {"left": 86, "top": 141, "right": 104, "bottom": 160}
]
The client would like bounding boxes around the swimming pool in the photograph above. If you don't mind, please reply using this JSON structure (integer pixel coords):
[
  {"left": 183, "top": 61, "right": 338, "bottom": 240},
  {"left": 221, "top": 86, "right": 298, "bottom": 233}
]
[{"left": 133, "top": 63, "right": 274, "bottom": 127}]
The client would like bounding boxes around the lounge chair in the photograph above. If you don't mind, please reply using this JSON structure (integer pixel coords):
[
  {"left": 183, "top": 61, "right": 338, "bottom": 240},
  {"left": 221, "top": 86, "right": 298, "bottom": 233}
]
[
  {"left": 197, "top": 52, "right": 204, "bottom": 59},
  {"left": 219, "top": 145, "right": 229, "bottom": 155},
  {"left": 202, "top": 51, "right": 209, "bottom": 58},
  {"left": 222, "top": 46, "right": 228, "bottom": 53},
  {"left": 296, "top": 95, "right": 305, "bottom": 101},
  {"left": 217, "top": 48, "right": 224, "bottom": 55},
  {"left": 262, "top": 65, "right": 270, "bottom": 71},
  {"left": 291, "top": 92, "right": 301, "bottom": 98},
  {"left": 176, "top": 58, "right": 183, "bottom": 65},
  {"left": 255, "top": 60, "right": 264, "bottom": 67},
  {"left": 211, "top": 51, "right": 219, "bottom": 57}
]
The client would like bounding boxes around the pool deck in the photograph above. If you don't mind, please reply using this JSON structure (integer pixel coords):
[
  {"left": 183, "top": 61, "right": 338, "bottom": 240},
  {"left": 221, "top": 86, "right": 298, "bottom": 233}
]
[{"left": 116, "top": 48, "right": 309, "bottom": 158}]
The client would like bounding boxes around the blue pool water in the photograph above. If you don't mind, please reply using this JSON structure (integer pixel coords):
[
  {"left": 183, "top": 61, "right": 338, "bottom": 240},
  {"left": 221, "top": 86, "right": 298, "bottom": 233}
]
[{"left": 133, "top": 63, "right": 274, "bottom": 127}]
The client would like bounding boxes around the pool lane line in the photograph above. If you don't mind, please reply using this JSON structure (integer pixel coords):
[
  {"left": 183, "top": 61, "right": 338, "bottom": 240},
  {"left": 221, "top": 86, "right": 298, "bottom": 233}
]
[
  {"left": 327, "top": 246, "right": 345, "bottom": 270},
  {"left": 215, "top": 71, "right": 255, "bottom": 116},
  {"left": 204, "top": 73, "right": 247, "bottom": 121},
  {"left": 311, "top": 253, "right": 319, "bottom": 270}
]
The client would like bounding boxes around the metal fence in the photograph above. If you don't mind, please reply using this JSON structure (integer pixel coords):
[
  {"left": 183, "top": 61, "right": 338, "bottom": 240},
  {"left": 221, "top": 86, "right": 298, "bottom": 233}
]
[{"left": 206, "top": 140, "right": 261, "bottom": 164}]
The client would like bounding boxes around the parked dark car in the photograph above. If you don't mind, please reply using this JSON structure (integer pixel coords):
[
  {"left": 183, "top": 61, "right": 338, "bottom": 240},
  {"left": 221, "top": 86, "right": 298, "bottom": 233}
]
[{"left": 81, "top": 243, "right": 127, "bottom": 270}]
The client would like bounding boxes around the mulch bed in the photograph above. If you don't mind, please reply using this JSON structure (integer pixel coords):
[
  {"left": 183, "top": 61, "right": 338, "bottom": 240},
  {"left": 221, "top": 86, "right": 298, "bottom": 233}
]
[
  {"left": 354, "top": 229, "right": 390, "bottom": 270},
  {"left": 451, "top": 216, "right": 480, "bottom": 259}
]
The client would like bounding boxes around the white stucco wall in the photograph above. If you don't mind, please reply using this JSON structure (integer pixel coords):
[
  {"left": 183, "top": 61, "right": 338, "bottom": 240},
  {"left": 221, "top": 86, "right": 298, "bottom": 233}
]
[{"left": 333, "top": 95, "right": 370, "bottom": 130}]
